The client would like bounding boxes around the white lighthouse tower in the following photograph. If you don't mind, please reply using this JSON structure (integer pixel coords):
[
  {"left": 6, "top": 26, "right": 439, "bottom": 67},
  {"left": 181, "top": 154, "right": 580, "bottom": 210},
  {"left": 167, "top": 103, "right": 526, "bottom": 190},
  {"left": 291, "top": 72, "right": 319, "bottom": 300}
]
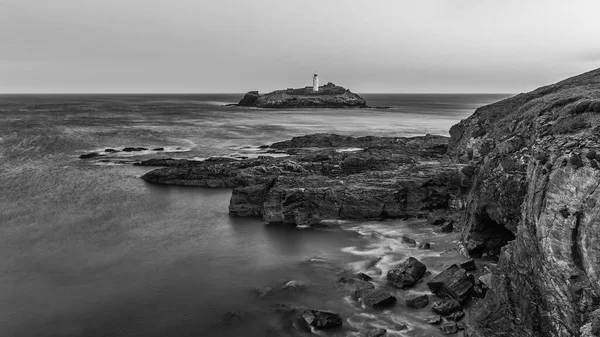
[{"left": 313, "top": 72, "right": 319, "bottom": 92}]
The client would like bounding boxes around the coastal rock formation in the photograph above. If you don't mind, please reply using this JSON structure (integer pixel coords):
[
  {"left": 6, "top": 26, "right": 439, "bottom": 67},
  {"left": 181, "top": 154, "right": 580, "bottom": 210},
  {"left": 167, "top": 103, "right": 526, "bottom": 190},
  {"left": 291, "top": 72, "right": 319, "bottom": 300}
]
[
  {"left": 140, "top": 133, "right": 468, "bottom": 225},
  {"left": 386, "top": 257, "right": 427, "bottom": 289},
  {"left": 447, "top": 68, "right": 600, "bottom": 336},
  {"left": 301, "top": 310, "right": 343, "bottom": 329},
  {"left": 236, "top": 83, "right": 367, "bottom": 108}
]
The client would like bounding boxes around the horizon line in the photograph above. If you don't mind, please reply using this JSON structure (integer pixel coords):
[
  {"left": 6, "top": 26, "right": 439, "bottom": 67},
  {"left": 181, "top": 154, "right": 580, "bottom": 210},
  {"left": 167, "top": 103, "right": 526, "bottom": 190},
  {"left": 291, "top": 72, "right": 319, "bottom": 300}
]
[{"left": 0, "top": 92, "right": 515, "bottom": 95}]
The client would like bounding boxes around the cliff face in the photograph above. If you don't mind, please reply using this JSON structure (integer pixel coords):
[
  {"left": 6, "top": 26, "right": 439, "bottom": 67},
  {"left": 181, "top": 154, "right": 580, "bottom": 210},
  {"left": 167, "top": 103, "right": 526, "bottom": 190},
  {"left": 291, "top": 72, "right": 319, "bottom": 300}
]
[
  {"left": 237, "top": 83, "right": 367, "bottom": 108},
  {"left": 449, "top": 68, "right": 600, "bottom": 336}
]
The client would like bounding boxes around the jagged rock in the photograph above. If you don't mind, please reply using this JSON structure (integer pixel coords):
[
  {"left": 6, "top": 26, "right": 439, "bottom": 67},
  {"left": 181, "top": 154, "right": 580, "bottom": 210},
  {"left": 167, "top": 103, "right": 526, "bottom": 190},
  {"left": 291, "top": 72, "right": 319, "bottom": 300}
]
[
  {"left": 402, "top": 236, "right": 417, "bottom": 247},
  {"left": 440, "top": 221, "right": 454, "bottom": 233},
  {"left": 459, "top": 259, "right": 476, "bottom": 271},
  {"left": 418, "top": 242, "right": 431, "bottom": 249},
  {"left": 356, "top": 272, "right": 373, "bottom": 282},
  {"left": 301, "top": 310, "right": 342, "bottom": 329},
  {"left": 450, "top": 68, "right": 600, "bottom": 337},
  {"left": 237, "top": 91, "right": 259, "bottom": 106},
  {"left": 387, "top": 257, "right": 427, "bottom": 288},
  {"left": 447, "top": 310, "right": 465, "bottom": 321},
  {"left": 431, "top": 300, "right": 461, "bottom": 315},
  {"left": 440, "top": 321, "right": 459, "bottom": 334},
  {"left": 236, "top": 84, "right": 366, "bottom": 108},
  {"left": 365, "top": 328, "right": 387, "bottom": 337},
  {"left": 427, "top": 264, "right": 473, "bottom": 302},
  {"left": 406, "top": 294, "right": 429, "bottom": 308},
  {"left": 355, "top": 288, "right": 397, "bottom": 307}
]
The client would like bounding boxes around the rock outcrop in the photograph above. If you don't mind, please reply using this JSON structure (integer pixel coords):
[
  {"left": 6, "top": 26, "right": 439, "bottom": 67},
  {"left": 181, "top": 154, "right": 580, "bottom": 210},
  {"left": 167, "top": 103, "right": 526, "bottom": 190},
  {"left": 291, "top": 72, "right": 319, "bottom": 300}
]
[
  {"left": 447, "top": 68, "right": 600, "bottom": 336},
  {"left": 236, "top": 83, "right": 367, "bottom": 108},
  {"left": 140, "top": 133, "right": 469, "bottom": 226}
]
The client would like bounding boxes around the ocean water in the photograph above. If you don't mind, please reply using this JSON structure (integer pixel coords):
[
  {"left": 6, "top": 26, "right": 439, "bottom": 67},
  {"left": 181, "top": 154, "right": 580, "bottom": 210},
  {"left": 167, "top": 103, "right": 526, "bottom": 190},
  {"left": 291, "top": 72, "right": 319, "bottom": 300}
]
[{"left": 0, "top": 93, "right": 508, "bottom": 337}]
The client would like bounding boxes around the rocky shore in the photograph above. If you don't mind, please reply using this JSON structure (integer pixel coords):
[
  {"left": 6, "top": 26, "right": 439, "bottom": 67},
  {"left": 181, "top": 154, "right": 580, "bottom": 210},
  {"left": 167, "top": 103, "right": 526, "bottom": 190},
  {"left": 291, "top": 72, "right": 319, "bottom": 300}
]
[
  {"left": 235, "top": 82, "right": 367, "bottom": 108},
  {"left": 133, "top": 68, "right": 600, "bottom": 336}
]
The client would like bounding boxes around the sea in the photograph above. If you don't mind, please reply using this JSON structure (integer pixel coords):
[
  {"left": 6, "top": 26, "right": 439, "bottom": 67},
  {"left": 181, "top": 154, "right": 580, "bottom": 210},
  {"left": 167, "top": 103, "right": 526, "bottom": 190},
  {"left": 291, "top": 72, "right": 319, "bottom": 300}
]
[{"left": 0, "top": 93, "right": 509, "bottom": 337}]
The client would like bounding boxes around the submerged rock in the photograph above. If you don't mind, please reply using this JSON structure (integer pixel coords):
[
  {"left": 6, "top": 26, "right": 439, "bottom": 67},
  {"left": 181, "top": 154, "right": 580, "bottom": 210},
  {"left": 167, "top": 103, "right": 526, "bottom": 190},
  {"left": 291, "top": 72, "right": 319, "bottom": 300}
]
[
  {"left": 79, "top": 152, "right": 103, "bottom": 159},
  {"left": 427, "top": 315, "right": 443, "bottom": 325},
  {"left": 365, "top": 328, "right": 387, "bottom": 337},
  {"left": 301, "top": 310, "right": 342, "bottom": 329},
  {"left": 386, "top": 257, "right": 427, "bottom": 289},
  {"left": 406, "top": 294, "right": 429, "bottom": 308}
]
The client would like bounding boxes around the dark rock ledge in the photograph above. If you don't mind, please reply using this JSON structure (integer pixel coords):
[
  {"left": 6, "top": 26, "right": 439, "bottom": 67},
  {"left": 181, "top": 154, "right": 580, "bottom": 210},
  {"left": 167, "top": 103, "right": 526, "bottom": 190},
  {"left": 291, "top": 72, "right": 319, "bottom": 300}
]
[{"left": 137, "top": 133, "right": 470, "bottom": 226}]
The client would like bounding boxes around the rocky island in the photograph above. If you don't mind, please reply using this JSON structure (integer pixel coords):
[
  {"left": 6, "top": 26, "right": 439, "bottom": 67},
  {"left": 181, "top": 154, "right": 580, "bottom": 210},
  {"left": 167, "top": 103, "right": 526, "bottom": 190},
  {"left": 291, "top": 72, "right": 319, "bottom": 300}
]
[
  {"left": 236, "top": 82, "right": 367, "bottom": 108},
  {"left": 134, "top": 68, "right": 600, "bottom": 336}
]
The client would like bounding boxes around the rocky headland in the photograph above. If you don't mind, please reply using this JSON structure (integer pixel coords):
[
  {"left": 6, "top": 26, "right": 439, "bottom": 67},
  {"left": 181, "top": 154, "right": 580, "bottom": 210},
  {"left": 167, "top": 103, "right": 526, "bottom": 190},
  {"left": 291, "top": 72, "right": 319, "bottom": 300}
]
[
  {"left": 134, "top": 68, "right": 600, "bottom": 336},
  {"left": 236, "top": 82, "right": 367, "bottom": 108}
]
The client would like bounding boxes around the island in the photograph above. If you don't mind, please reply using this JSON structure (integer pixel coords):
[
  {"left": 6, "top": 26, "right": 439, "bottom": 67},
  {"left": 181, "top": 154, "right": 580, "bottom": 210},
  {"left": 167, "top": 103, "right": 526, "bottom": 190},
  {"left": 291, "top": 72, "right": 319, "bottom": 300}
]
[{"left": 236, "top": 74, "right": 367, "bottom": 108}]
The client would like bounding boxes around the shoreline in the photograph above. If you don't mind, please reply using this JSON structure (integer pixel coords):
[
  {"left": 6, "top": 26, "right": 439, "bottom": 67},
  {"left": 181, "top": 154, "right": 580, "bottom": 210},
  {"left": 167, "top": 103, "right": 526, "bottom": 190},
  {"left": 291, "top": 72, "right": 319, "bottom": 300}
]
[{"left": 124, "top": 132, "right": 488, "bottom": 335}]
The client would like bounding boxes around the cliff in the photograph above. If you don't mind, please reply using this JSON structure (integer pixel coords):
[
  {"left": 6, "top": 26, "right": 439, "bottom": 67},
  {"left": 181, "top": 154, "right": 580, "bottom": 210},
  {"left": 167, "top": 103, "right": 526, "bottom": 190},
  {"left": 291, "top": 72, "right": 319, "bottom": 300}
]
[
  {"left": 448, "top": 68, "right": 600, "bottom": 336},
  {"left": 237, "top": 82, "right": 367, "bottom": 108}
]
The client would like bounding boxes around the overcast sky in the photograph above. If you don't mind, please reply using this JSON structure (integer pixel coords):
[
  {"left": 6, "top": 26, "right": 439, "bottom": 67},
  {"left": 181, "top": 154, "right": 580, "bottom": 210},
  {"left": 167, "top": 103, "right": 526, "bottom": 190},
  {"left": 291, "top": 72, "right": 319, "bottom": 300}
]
[{"left": 1, "top": 0, "right": 599, "bottom": 93}]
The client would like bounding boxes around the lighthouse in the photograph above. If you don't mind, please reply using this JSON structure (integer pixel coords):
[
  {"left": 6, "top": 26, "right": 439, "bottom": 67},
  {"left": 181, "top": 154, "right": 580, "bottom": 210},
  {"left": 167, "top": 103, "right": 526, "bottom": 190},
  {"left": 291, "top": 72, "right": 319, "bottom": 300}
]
[{"left": 313, "top": 72, "right": 319, "bottom": 92}]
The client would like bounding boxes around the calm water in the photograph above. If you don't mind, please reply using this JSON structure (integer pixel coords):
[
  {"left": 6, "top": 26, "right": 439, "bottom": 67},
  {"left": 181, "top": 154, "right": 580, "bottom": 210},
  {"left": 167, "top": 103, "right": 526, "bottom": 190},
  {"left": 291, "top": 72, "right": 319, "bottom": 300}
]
[{"left": 0, "top": 93, "right": 508, "bottom": 337}]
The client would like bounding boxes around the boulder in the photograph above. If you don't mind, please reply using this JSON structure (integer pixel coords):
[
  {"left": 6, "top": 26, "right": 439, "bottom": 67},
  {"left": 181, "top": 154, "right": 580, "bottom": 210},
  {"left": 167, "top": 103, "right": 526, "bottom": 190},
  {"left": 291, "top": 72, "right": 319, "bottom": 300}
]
[
  {"left": 301, "top": 310, "right": 342, "bottom": 329},
  {"left": 405, "top": 294, "right": 429, "bottom": 308},
  {"left": 386, "top": 257, "right": 427, "bottom": 288},
  {"left": 427, "top": 264, "right": 473, "bottom": 302},
  {"left": 401, "top": 236, "right": 417, "bottom": 247},
  {"left": 356, "top": 272, "right": 373, "bottom": 282},
  {"left": 104, "top": 148, "right": 118, "bottom": 153},
  {"left": 440, "top": 321, "right": 459, "bottom": 334},
  {"left": 432, "top": 299, "right": 461, "bottom": 315},
  {"left": 152, "top": 147, "right": 164, "bottom": 151},
  {"left": 418, "top": 242, "right": 431, "bottom": 249},
  {"left": 355, "top": 288, "right": 397, "bottom": 307}
]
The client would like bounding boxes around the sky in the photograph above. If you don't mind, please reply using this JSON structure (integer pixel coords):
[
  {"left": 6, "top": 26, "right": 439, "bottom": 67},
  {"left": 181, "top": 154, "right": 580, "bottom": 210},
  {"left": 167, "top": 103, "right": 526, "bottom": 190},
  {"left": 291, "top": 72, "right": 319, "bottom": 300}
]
[{"left": 1, "top": 0, "right": 599, "bottom": 93}]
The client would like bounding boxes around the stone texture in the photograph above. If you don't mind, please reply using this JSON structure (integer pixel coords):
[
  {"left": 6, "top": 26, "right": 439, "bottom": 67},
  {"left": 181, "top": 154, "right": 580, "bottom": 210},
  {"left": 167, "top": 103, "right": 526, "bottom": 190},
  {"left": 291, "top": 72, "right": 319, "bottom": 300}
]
[
  {"left": 140, "top": 134, "right": 468, "bottom": 226},
  {"left": 301, "top": 310, "right": 342, "bottom": 329},
  {"left": 355, "top": 288, "right": 397, "bottom": 307},
  {"left": 386, "top": 257, "right": 427, "bottom": 289},
  {"left": 432, "top": 300, "right": 462, "bottom": 315},
  {"left": 448, "top": 68, "right": 600, "bottom": 336},
  {"left": 406, "top": 294, "right": 429, "bottom": 308},
  {"left": 427, "top": 264, "right": 473, "bottom": 302}
]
